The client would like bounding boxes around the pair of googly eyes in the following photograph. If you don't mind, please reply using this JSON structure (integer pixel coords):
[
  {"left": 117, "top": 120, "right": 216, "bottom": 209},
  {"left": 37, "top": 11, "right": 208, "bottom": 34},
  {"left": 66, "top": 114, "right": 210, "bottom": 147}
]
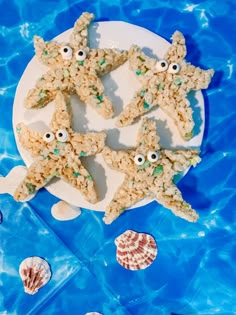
[
  {"left": 59, "top": 46, "right": 87, "bottom": 61},
  {"left": 43, "top": 129, "right": 69, "bottom": 143},
  {"left": 155, "top": 60, "right": 180, "bottom": 74},
  {"left": 134, "top": 151, "right": 160, "bottom": 165}
]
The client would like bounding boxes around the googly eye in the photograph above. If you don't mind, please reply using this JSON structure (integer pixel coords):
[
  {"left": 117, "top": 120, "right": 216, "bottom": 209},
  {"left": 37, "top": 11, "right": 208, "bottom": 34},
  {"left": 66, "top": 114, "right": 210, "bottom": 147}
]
[
  {"left": 43, "top": 132, "right": 55, "bottom": 143},
  {"left": 168, "top": 62, "right": 181, "bottom": 74},
  {"left": 134, "top": 154, "right": 145, "bottom": 166},
  {"left": 56, "top": 129, "right": 69, "bottom": 142},
  {"left": 155, "top": 59, "right": 169, "bottom": 72},
  {"left": 75, "top": 49, "right": 87, "bottom": 61},
  {"left": 59, "top": 45, "right": 73, "bottom": 60},
  {"left": 147, "top": 151, "right": 160, "bottom": 162}
]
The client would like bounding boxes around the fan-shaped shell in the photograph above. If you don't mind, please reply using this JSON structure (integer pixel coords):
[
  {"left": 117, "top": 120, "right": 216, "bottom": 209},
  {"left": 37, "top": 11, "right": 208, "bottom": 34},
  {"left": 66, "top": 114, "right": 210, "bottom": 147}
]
[
  {"left": 115, "top": 230, "right": 157, "bottom": 270},
  {"left": 19, "top": 256, "right": 51, "bottom": 295}
]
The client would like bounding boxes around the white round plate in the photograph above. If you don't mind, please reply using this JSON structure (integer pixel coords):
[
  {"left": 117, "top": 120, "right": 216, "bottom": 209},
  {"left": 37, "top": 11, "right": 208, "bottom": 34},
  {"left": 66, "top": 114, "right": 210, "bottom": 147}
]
[{"left": 13, "top": 21, "right": 204, "bottom": 211}]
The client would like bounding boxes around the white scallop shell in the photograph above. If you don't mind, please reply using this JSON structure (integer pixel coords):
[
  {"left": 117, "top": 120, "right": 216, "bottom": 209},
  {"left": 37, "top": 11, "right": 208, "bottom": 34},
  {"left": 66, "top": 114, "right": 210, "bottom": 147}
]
[
  {"left": 51, "top": 200, "right": 81, "bottom": 221},
  {"left": 19, "top": 256, "right": 51, "bottom": 295},
  {"left": 115, "top": 230, "right": 158, "bottom": 270}
]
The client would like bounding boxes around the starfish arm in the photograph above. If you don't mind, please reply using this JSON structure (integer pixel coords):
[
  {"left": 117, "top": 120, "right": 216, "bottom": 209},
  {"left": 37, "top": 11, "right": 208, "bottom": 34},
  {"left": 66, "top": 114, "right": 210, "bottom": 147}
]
[
  {"left": 16, "top": 123, "right": 45, "bottom": 157},
  {"left": 69, "top": 12, "right": 94, "bottom": 50},
  {"left": 24, "top": 69, "right": 74, "bottom": 109},
  {"left": 137, "top": 118, "right": 160, "bottom": 154},
  {"left": 50, "top": 92, "right": 72, "bottom": 131},
  {"left": 89, "top": 48, "right": 128, "bottom": 76},
  {"left": 75, "top": 73, "right": 114, "bottom": 119},
  {"left": 103, "top": 176, "right": 145, "bottom": 224},
  {"left": 151, "top": 181, "right": 199, "bottom": 222},
  {"left": 60, "top": 157, "right": 98, "bottom": 203},
  {"left": 102, "top": 146, "right": 135, "bottom": 173},
  {"left": 183, "top": 64, "right": 214, "bottom": 90},
  {"left": 14, "top": 159, "right": 59, "bottom": 201},
  {"left": 34, "top": 36, "right": 62, "bottom": 68},
  {"left": 164, "top": 31, "right": 187, "bottom": 63},
  {"left": 71, "top": 131, "right": 106, "bottom": 156},
  {"left": 164, "top": 149, "right": 201, "bottom": 171},
  {"left": 116, "top": 87, "right": 156, "bottom": 127},
  {"left": 129, "top": 45, "right": 156, "bottom": 82}
]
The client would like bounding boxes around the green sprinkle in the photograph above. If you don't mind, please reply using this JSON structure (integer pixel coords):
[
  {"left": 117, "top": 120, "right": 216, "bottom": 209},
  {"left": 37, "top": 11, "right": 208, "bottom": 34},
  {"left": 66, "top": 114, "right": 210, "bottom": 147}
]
[
  {"left": 73, "top": 172, "right": 80, "bottom": 177},
  {"left": 97, "top": 95, "right": 103, "bottom": 102},
  {"left": 189, "top": 156, "right": 201, "bottom": 166},
  {"left": 136, "top": 69, "right": 141, "bottom": 75},
  {"left": 174, "top": 78, "right": 182, "bottom": 85},
  {"left": 87, "top": 175, "right": 92, "bottom": 180},
  {"left": 140, "top": 90, "right": 146, "bottom": 96},
  {"left": 53, "top": 148, "right": 60, "bottom": 155},
  {"left": 139, "top": 160, "right": 150, "bottom": 170},
  {"left": 43, "top": 50, "right": 48, "bottom": 55},
  {"left": 25, "top": 183, "right": 36, "bottom": 194},
  {"left": 78, "top": 60, "right": 84, "bottom": 66},
  {"left": 79, "top": 151, "right": 87, "bottom": 157},
  {"left": 138, "top": 56, "right": 146, "bottom": 62},
  {"left": 157, "top": 83, "right": 165, "bottom": 90},
  {"left": 152, "top": 165, "right": 164, "bottom": 177},
  {"left": 183, "top": 202, "right": 190, "bottom": 209},
  {"left": 100, "top": 59, "right": 106, "bottom": 65},
  {"left": 39, "top": 89, "right": 46, "bottom": 99},
  {"left": 143, "top": 102, "right": 150, "bottom": 109},
  {"left": 16, "top": 126, "right": 21, "bottom": 134}
]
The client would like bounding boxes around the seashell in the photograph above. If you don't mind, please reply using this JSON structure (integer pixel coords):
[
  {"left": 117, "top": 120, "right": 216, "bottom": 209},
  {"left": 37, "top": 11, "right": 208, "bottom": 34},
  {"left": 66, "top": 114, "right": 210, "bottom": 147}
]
[
  {"left": 115, "top": 230, "right": 158, "bottom": 270},
  {"left": 0, "top": 165, "right": 36, "bottom": 201},
  {"left": 51, "top": 200, "right": 81, "bottom": 221},
  {"left": 19, "top": 256, "right": 51, "bottom": 295}
]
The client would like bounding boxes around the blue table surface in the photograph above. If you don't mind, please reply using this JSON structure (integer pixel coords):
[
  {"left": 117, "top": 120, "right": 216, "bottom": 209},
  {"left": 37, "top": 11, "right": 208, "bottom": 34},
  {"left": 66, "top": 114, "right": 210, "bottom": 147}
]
[{"left": 0, "top": 0, "right": 236, "bottom": 314}]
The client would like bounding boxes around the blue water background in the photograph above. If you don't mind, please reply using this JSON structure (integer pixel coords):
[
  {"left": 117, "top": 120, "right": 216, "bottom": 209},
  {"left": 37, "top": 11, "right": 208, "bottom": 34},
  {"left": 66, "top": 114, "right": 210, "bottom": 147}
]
[{"left": 1, "top": 0, "right": 236, "bottom": 314}]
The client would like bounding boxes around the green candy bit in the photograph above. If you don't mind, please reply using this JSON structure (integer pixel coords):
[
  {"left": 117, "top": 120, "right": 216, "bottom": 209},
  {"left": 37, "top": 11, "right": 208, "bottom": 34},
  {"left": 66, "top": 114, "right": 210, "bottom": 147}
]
[
  {"left": 87, "top": 175, "right": 92, "bottom": 180},
  {"left": 137, "top": 56, "right": 145, "bottom": 62},
  {"left": 100, "top": 59, "right": 106, "bottom": 65},
  {"left": 139, "top": 160, "right": 150, "bottom": 170},
  {"left": 152, "top": 165, "right": 164, "bottom": 177},
  {"left": 39, "top": 89, "right": 46, "bottom": 99},
  {"left": 183, "top": 202, "right": 190, "bottom": 209},
  {"left": 136, "top": 69, "right": 142, "bottom": 75},
  {"left": 43, "top": 50, "right": 48, "bottom": 55},
  {"left": 73, "top": 172, "right": 80, "bottom": 177},
  {"left": 25, "top": 183, "right": 36, "bottom": 194},
  {"left": 174, "top": 78, "right": 182, "bottom": 85},
  {"left": 157, "top": 83, "right": 165, "bottom": 90},
  {"left": 140, "top": 89, "right": 146, "bottom": 96},
  {"left": 143, "top": 102, "right": 150, "bottom": 109},
  {"left": 189, "top": 156, "right": 201, "bottom": 166},
  {"left": 53, "top": 148, "right": 60, "bottom": 155},
  {"left": 79, "top": 151, "right": 87, "bottom": 157},
  {"left": 78, "top": 60, "right": 84, "bottom": 66},
  {"left": 97, "top": 95, "right": 103, "bottom": 102}
]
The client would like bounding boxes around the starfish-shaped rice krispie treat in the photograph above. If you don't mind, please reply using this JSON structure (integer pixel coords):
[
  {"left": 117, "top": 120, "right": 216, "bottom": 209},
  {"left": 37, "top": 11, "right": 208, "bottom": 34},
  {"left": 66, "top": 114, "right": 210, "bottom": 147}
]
[
  {"left": 25, "top": 12, "right": 128, "bottom": 119},
  {"left": 14, "top": 91, "right": 106, "bottom": 203},
  {"left": 116, "top": 31, "right": 214, "bottom": 140},
  {"left": 103, "top": 118, "right": 201, "bottom": 224}
]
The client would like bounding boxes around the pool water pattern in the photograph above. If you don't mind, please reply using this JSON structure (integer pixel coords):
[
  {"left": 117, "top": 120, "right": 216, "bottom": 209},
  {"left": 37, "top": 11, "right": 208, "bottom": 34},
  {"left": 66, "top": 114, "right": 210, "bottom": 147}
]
[{"left": 0, "top": 1, "right": 235, "bottom": 314}]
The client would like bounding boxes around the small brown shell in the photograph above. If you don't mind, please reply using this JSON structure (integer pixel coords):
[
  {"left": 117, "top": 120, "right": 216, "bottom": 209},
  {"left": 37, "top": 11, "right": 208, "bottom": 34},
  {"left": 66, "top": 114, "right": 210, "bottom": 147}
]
[
  {"left": 115, "top": 230, "right": 158, "bottom": 270},
  {"left": 19, "top": 256, "right": 51, "bottom": 295}
]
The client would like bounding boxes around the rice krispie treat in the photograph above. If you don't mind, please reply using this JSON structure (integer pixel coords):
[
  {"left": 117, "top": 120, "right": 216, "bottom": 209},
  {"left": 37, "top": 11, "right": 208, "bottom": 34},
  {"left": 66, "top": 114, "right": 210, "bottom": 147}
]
[
  {"left": 25, "top": 12, "right": 128, "bottom": 119},
  {"left": 14, "top": 91, "right": 106, "bottom": 203},
  {"left": 103, "top": 118, "right": 201, "bottom": 224},
  {"left": 116, "top": 31, "right": 214, "bottom": 140}
]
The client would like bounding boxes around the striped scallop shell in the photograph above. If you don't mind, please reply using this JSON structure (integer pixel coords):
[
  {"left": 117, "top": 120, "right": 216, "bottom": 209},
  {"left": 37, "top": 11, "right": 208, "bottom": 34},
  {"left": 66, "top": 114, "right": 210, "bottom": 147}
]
[
  {"left": 19, "top": 256, "right": 51, "bottom": 295},
  {"left": 115, "top": 230, "right": 157, "bottom": 270}
]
